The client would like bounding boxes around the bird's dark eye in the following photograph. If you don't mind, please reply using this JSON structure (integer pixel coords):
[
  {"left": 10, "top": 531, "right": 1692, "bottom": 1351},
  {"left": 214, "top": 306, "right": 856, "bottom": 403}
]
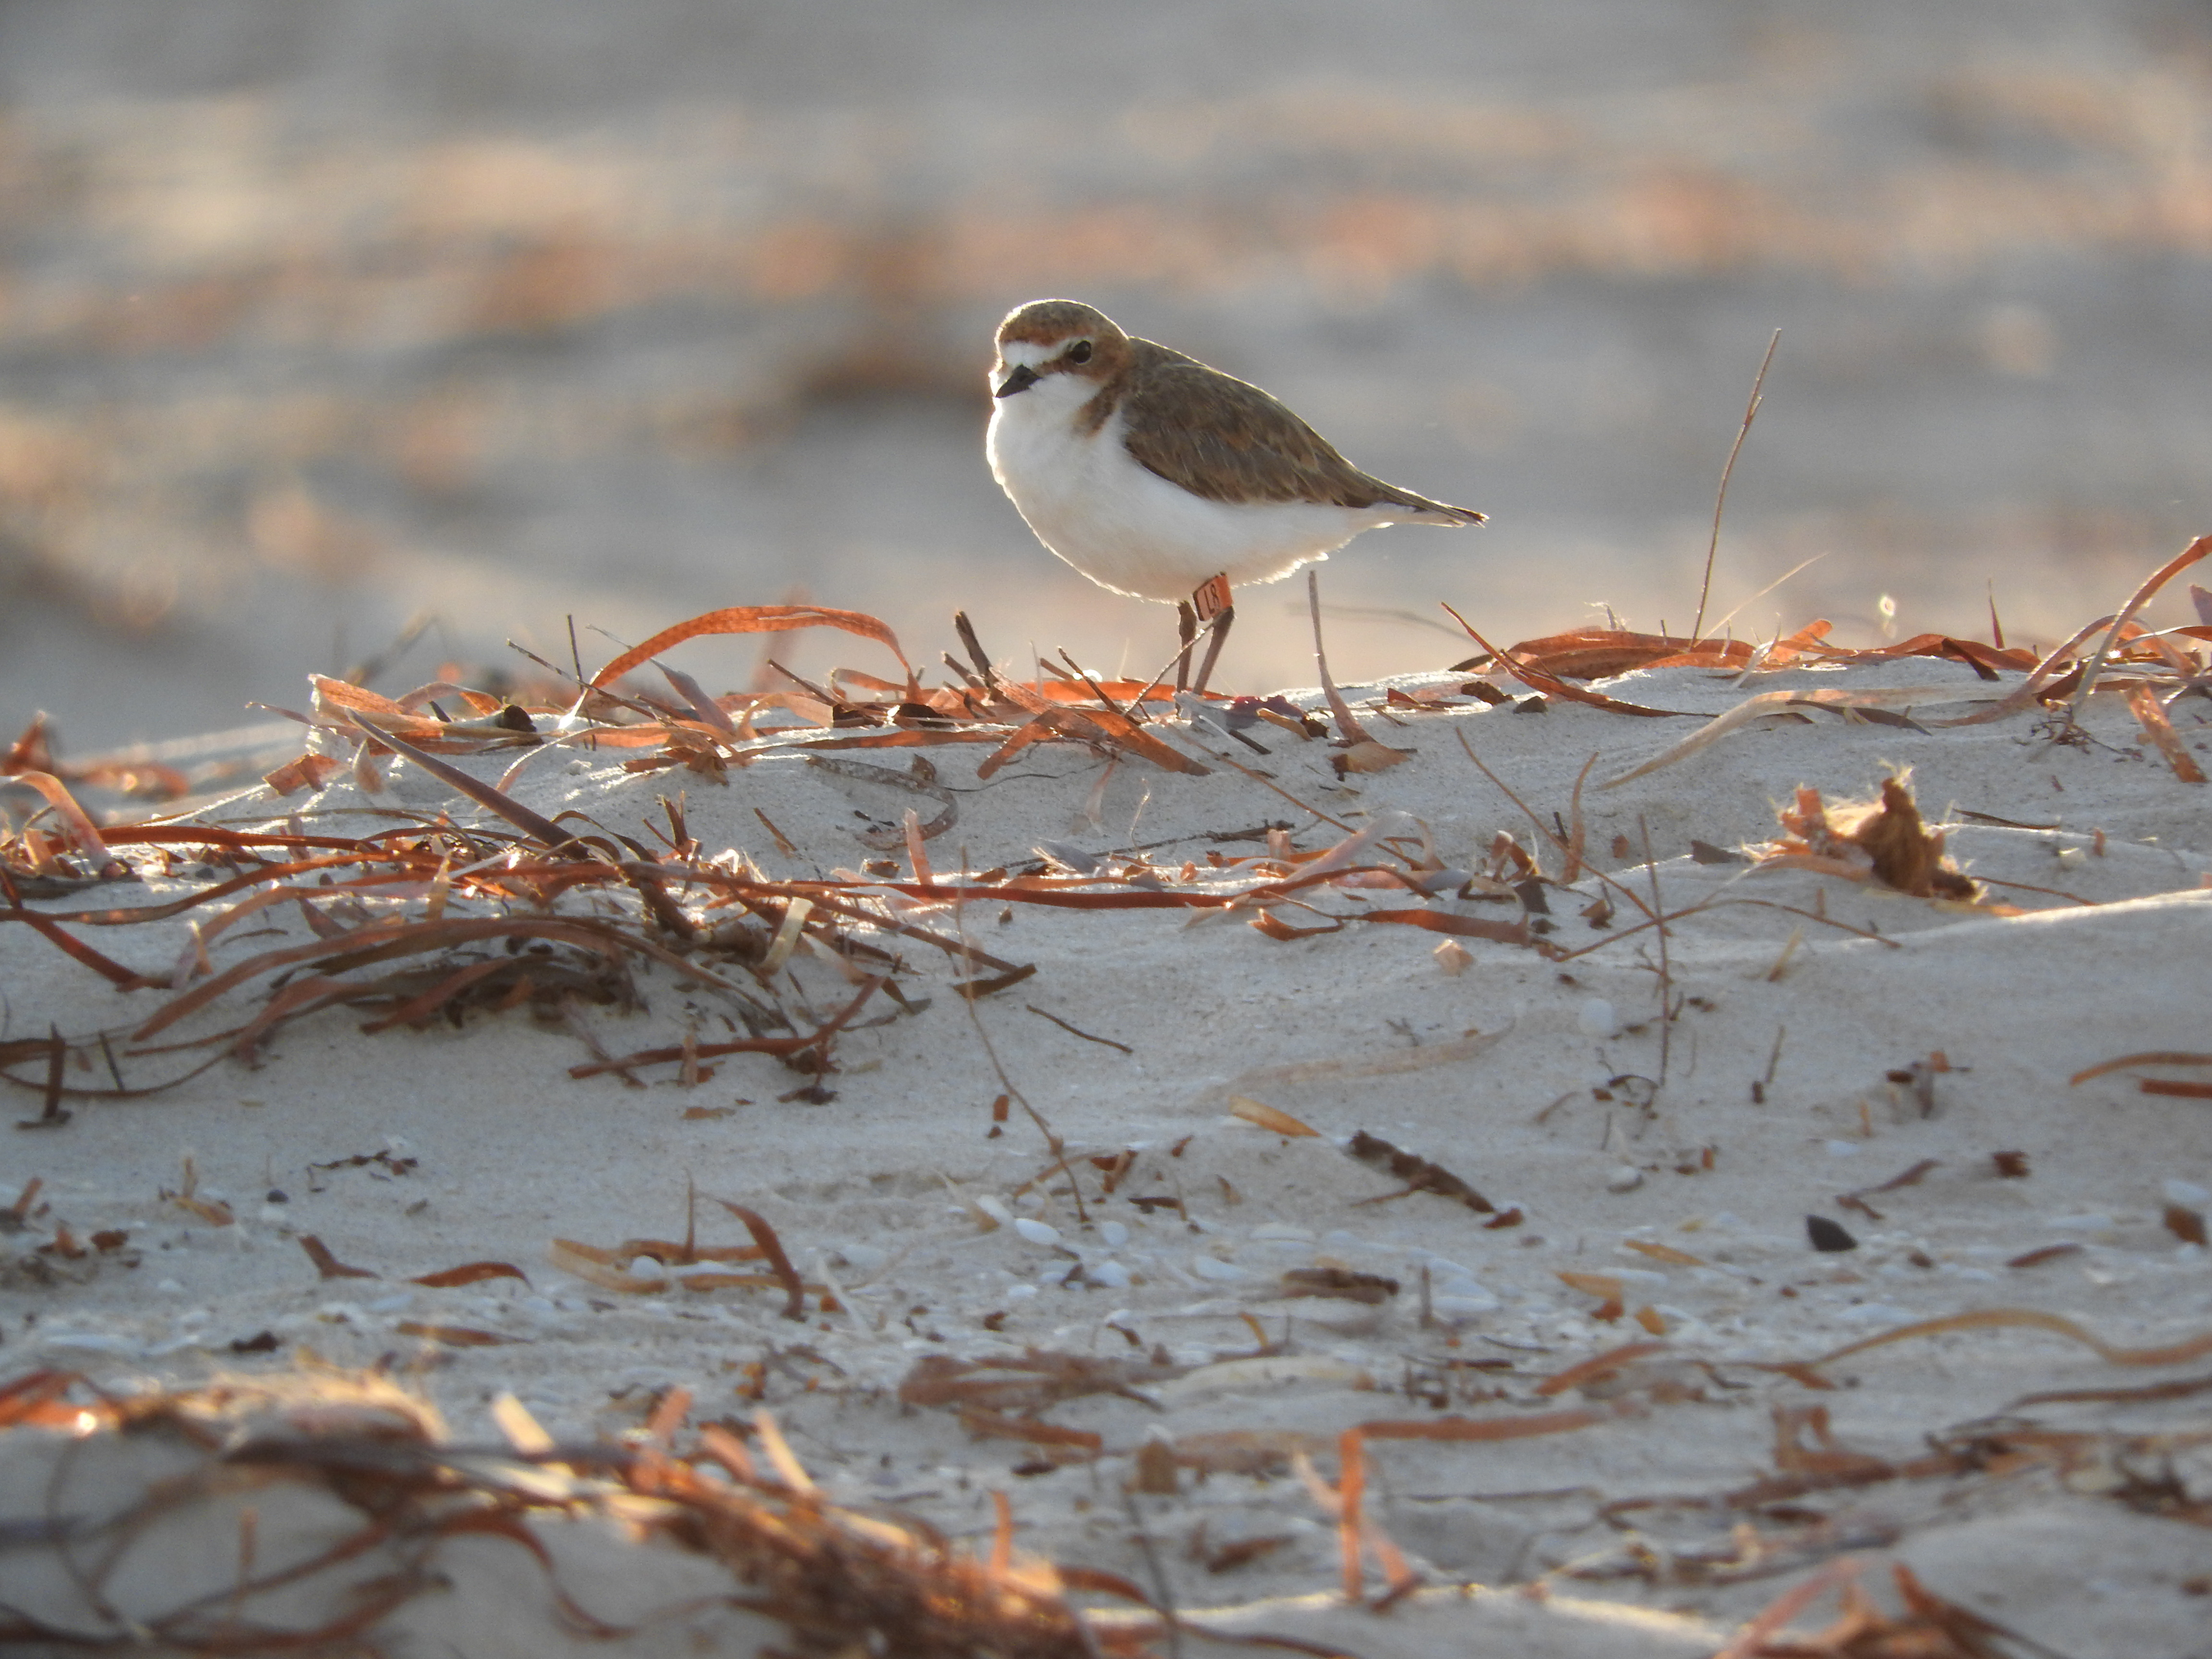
[{"left": 1065, "top": 339, "right": 1093, "bottom": 365}]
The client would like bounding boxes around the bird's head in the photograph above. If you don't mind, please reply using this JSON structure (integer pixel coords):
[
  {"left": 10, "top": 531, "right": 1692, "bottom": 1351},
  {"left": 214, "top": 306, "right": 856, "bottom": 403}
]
[{"left": 991, "top": 299, "right": 1127, "bottom": 398}]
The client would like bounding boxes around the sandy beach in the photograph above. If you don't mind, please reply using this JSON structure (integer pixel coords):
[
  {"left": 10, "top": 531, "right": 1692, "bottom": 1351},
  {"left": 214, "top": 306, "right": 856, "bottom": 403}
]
[{"left": 4, "top": 555, "right": 2210, "bottom": 1656}]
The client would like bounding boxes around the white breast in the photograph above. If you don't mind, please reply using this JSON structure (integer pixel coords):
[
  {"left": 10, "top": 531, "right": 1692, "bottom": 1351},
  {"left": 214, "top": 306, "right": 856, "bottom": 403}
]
[{"left": 987, "top": 379, "right": 1391, "bottom": 604}]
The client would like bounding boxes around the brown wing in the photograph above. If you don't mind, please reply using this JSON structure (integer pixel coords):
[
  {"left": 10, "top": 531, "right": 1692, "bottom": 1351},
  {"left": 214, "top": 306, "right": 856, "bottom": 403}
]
[{"left": 1115, "top": 340, "right": 1469, "bottom": 514}]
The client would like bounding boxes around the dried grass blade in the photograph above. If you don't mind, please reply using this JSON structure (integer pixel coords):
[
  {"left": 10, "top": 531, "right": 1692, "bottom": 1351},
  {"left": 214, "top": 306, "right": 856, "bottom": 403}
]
[
  {"left": 710, "top": 1200, "right": 806, "bottom": 1320},
  {"left": 751, "top": 1407, "right": 816, "bottom": 1491},
  {"left": 393, "top": 1322, "right": 521, "bottom": 1346},
  {"left": 549, "top": 1238, "right": 670, "bottom": 1293},
  {"left": 140, "top": 912, "right": 757, "bottom": 1045},
  {"left": 570, "top": 974, "right": 883, "bottom": 1078},
  {"left": 658, "top": 664, "right": 737, "bottom": 734},
  {"left": 2067, "top": 534, "right": 2212, "bottom": 724},
  {"left": 308, "top": 674, "right": 408, "bottom": 717},
  {"left": 1562, "top": 754, "right": 1595, "bottom": 884},
  {"left": 130, "top": 922, "right": 404, "bottom": 1039},
  {"left": 5, "top": 772, "right": 124, "bottom": 874},
  {"left": 1227, "top": 1096, "right": 1319, "bottom": 1137},
  {"left": 2128, "top": 685, "right": 2207, "bottom": 782},
  {"left": 1482, "top": 627, "right": 1747, "bottom": 679},
  {"left": 411, "top": 1261, "right": 529, "bottom": 1289},
  {"left": 1810, "top": 1307, "right": 2212, "bottom": 1371},
  {"left": 995, "top": 683, "right": 1209, "bottom": 776},
  {"left": 1441, "top": 609, "right": 1702, "bottom": 716},
  {"left": 1309, "top": 571, "right": 1388, "bottom": 752},
  {"left": 1602, "top": 687, "right": 1974, "bottom": 788},
  {"left": 0, "top": 1371, "right": 84, "bottom": 1431},
  {"left": 1536, "top": 1341, "right": 1670, "bottom": 1397},
  {"left": 961, "top": 1408, "right": 1104, "bottom": 1458},
  {"left": 1710, "top": 1557, "right": 1862, "bottom": 1659},
  {"left": 348, "top": 714, "right": 574, "bottom": 847},
  {"left": 2068, "top": 1050, "right": 2212, "bottom": 1086},
  {"left": 1356, "top": 1407, "right": 1611, "bottom": 1443},
  {"left": 228, "top": 974, "right": 358, "bottom": 1055},
  {"left": 1333, "top": 1430, "right": 1367, "bottom": 1601},
  {"left": 0, "top": 903, "right": 145, "bottom": 987},
  {"left": 1354, "top": 907, "right": 1530, "bottom": 946},
  {"left": 44, "top": 853, "right": 368, "bottom": 927},
  {"left": 590, "top": 605, "right": 910, "bottom": 687},
  {"left": 299, "top": 1235, "right": 378, "bottom": 1280},
  {"left": 975, "top": 713, "right": 1058, "bottom": 781},
  {"left": 1931, "top": 611, "right": 2134, "bottom": 728},
  {"left": 356, "top": 958, "right": 518, "bottom": 1033}
]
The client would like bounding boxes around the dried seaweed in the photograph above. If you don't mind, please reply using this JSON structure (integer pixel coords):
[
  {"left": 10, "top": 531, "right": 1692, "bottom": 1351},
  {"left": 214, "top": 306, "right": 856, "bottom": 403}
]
[
  {"left": 0, "top": 1369, "right": 1176, "bottom": 1658},
  {"left": 900, "top": 1348, "right": 1186, "bottom": 1414},
  {"left": 46, "top": 581, "right": 2086, "bottom": 1109},
  {"left": 2069, "top": 1050, "right": 2212, "bottom": 1086},
  {"left": 1726, "top": 1559, "right": 2075, "bottom": 1659},
  {"left": 1760, "top": 775, "right": 1980, "bottom": 901},
  {"left": 1809, "top": 1307, "right": 2212, "bottom": 1372},
  {"left": 1344, "top": 1130, "right": 1494, "bottom": 1213}
]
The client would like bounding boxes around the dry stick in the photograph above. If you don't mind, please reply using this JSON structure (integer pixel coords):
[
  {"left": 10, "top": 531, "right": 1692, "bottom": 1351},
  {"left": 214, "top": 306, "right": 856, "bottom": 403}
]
[
  {"left": 1638, "top": 817, "right": 1673, "bottom": 1085},
  {"left": 1120, "top": 1488, "right": 1184, "bottom": 1659},
  {"left": 505, "top": 638, "right": 661, "bottom": 722},
  {"left": 951, "top": 611, "right": 1001, "bottom": 690},
  {"left": 1053, "top": 650, "right": 1129, "bottom": 720},
  {"left": 953, "top": 860, "right": 1088, "bottom": 1225},
  {"left": 1204, "top": 748, "right": 1354, "bottom": 834},
  {"left": 1130, "top": 609, "right": 1232, "bottom": 710},
  {"left": 1024, "top": 1004, "right": 1134, "bottom": 1055},
  {"left": 1534, "top": 896, "right": 1897, "bottom": 963},
  {"left": 1690, "top": 328, "right": 1782, "bottom": 644}
]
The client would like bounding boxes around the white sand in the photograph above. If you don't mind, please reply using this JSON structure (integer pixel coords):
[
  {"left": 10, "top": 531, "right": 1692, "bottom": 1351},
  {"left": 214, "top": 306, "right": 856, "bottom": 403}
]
[{"left": 4, "top": 635, "right": 2211, "bottom": 1656}]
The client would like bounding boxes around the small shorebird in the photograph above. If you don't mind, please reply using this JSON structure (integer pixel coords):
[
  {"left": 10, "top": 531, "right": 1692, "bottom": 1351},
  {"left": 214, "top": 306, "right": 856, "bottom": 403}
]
[{"left": 986, "top": 298, "right": 1484, "bottom": 693}]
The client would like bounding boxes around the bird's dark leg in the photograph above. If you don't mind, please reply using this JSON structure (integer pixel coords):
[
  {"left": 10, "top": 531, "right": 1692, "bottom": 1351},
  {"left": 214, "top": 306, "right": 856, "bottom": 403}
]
[
  {"left": 1187, "top": 572, "right": 1235, "bottom": 698},
  {"left": 1191, "top": 604, "right": 1235, "bottom": 698},
  {"left": 1175, "top": 601, "right": 1198, "bottom": 693}
]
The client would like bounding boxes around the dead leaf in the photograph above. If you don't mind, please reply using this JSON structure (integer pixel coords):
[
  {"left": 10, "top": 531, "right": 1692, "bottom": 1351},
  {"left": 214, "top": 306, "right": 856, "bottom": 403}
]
[
  {"left": 1227, "top": 1095, "right": 1319, "bottom": 1137},
  {"left": 299, "top": 1235, "right": 377, "bottom": 1280}
]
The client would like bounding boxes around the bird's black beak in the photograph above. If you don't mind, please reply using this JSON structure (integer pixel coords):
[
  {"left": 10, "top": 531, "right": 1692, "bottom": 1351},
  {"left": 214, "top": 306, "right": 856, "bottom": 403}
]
[{"left": 993, "top": 363, "right": 1040, "bottom": 398}]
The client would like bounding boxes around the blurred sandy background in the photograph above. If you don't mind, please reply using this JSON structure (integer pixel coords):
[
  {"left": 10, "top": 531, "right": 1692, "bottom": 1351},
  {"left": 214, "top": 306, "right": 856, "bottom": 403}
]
[{"left": 2, "top": 0, "right": 2209, "bottom": 751}]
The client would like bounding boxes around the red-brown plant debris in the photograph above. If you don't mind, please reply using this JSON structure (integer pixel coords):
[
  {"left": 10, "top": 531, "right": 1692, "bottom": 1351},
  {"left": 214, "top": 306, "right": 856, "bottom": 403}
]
[
  {"left": 1726, "top": 1562, "right": 2045, "bottom": 1659},
  {"left": 899, "top": 1348, "right": 1187, "bottom": 1413},
  {"left": 4, "top": 562, "right": 2206, "bottom": 1104},
  {"left": 1763, "top": 775, "right": 1981, "bottom": 901},
  {"left": 0, "top": 1368, "right": 1189, "bottom": 1658}
]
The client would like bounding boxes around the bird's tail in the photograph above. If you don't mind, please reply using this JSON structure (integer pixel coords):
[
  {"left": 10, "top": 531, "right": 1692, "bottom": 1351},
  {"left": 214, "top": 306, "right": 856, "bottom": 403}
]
[{"left": 1399, "top": 493, "right": 1486, "bottom": 525}]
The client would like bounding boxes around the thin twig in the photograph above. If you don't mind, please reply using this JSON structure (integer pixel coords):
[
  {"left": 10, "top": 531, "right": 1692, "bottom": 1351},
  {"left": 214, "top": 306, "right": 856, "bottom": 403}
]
[
  {"left": 953, "top": 859, "right": 1088, "bottom": 1225},
  {"left": 1053, "top": 650, "right": 1128, "bottom": 719},
  {"left": 1201, "top": 748, "right": 1354, "bottom": 833},
  {"left": 1639, "top": 816, "right": 1672, "bottom": 1086},
  {"left": 1701, "top": 552, "right": 1827, "bottom": 646},
  {"left": 1546, "top": 896, "right": 1901, "bottom": 962},
  {"left": 1121, "top": 1488, "right": 1184, "bottom": 1659},
  {"left": 1455, "top": 730, "right": 1654, "bottom": 921},
  {"left": 1024, "top": 1004, "right": 1133, "bottom": 1055},
  {"left": 1691, "top": 329, "right": 1782, "bottom": 643}
]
